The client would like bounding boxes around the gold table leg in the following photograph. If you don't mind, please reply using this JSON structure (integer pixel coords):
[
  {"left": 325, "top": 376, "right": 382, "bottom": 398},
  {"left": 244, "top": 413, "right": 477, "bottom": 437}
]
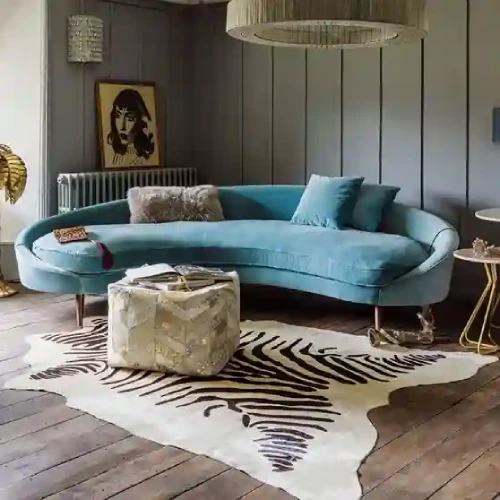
[
  {"left": 459, "top": 263, "right": 500, "bottom": 355},
  {"left": 0, "top": 269, "right": 17, "bottom": 298},
  {"left": 0, "top": 280, "right": 17, "bottom": 298}
]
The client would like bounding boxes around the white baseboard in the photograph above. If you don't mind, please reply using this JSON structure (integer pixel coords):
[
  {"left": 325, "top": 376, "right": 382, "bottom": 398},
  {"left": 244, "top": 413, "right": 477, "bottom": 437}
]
[{"left": 1, "top": 244, "right": 18, "bottom": 281}]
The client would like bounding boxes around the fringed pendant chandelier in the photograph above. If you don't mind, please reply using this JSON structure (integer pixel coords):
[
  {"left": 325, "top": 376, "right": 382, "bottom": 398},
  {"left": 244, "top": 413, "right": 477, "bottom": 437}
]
[{"left": 226, "top": 0, "right": 428, "bottom": 49}]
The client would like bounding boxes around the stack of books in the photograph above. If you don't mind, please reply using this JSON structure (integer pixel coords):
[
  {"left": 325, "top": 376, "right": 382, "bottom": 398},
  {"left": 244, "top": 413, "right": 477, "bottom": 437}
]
[{"left": 125, "top": 264, "right": 233, "bottom": 292}]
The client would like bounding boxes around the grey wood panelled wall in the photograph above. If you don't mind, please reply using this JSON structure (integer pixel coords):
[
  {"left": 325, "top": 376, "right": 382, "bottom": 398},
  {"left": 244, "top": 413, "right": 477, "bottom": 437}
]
[
  {"left": 45, "top": 0, "right": 500, "bottom": 297},
  {"left": 47, "top": 0, "right": 190, "bottom": 214},
  {"left": 190, "top": 0, "right": 500, "bottom": 254}
]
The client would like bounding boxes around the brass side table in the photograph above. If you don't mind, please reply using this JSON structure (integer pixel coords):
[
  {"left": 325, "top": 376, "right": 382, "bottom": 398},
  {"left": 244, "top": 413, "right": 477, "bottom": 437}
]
[{"left": 454, "top": 249, "right": 500, "bottom": 354}]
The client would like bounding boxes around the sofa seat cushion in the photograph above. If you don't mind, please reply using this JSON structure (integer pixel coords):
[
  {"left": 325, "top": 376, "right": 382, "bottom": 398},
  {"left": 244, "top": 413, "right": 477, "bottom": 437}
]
[{"left": 32, "top": 221, "right": 429, "bottom": 287}]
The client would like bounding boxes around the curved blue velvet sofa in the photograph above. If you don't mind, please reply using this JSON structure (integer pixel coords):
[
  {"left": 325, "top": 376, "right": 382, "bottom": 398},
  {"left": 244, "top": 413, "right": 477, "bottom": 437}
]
[{"left": 16, "top": 185, "right": 459, "bottom": 325}]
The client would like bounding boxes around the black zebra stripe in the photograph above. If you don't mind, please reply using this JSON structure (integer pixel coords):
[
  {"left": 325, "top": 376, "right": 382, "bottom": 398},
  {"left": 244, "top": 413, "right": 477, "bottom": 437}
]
[
  {"left": 30, "top": 320, "right": 108, "bottom": 380},
  {"left": 30, "top": 319, "right": 445, "bottom": 472}
]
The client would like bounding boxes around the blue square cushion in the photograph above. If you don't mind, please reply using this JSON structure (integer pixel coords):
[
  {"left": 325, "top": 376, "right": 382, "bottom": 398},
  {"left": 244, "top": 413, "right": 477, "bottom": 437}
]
[
  {"left": 291, "top": 175, "right": 364, "bottom": 230},
  {"left": 351, "top": 183, "right": 401, "bottom": 232}
]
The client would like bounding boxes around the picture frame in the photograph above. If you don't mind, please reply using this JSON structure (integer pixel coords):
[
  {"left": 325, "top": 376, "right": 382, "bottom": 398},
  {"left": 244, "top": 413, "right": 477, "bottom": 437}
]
[{"left": 96, "top": 80, "right": 162, "bottom": 170}]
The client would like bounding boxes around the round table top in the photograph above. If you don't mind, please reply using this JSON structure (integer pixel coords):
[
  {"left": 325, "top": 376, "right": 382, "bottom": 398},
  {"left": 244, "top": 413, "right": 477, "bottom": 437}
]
[
  {"left": 454, "top": 248, "right": 500, "bottom": 264},
  {"left": 476, "top": 208, "right": 500, "bottom": 222}
]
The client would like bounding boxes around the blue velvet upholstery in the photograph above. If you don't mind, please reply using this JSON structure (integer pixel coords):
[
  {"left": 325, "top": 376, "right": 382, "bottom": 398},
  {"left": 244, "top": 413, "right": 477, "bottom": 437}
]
[
  {"left": 16, "top": 185, "right": 459, "bottom": 307},
  {"left": 351, "top": 183, "right": 400, "bottom": 232},
  {"left": 32, "top": 221, "right": 428, "bottom": 286},
  {"left": 291, "top": 175, "right": 364, "bottom": 229}
]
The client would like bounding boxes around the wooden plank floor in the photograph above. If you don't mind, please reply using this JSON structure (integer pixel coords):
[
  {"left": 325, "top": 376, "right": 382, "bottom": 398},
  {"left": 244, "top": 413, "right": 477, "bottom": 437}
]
[{"left": 1, "top": 287, "right": 499, "bottom": 500}]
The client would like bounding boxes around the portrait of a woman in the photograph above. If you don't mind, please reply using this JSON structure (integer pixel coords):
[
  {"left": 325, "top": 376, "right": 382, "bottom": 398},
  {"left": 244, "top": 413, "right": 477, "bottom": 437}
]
[{"left": 97, "top": 81, "right": 161, "bottom": 169}]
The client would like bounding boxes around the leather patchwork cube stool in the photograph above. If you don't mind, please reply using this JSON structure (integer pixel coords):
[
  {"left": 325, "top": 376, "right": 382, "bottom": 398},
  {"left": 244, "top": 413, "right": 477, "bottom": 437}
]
[{"left": 107, "top": 272, "right": 240, "bottom": 376}]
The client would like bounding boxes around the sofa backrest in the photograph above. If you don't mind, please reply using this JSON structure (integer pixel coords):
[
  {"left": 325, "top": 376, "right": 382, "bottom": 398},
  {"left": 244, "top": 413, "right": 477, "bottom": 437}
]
[
  {"left": 218, "top": 184, "right": 457, "bottom": 250},
  {"left": 219, "top": 185, "right": 305, "bottom": 221}
]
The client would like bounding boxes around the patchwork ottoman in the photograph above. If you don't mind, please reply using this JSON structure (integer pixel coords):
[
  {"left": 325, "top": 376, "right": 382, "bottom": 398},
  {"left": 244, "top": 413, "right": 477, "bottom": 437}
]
[{"left": 107, "top": 272, "right": 240, "bottom": 376}]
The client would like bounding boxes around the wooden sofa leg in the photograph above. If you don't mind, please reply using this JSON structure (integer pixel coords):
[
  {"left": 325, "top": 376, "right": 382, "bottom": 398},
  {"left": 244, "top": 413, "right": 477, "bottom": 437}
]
[
  {"left": 374, "top": 306, "right": 382, "bottom": 331},
  {"left": 76, "top": 294, "right": 85, "bottom": 328}
]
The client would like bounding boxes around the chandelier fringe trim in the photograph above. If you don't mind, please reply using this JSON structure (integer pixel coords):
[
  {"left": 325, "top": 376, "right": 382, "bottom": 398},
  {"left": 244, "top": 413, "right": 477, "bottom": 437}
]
[{"left": 226, "top": 0, "right": 428, "bottom": 49}]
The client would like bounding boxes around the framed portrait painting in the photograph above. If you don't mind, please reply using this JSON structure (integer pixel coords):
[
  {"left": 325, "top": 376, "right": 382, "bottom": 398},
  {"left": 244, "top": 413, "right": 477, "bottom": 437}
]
[{"left": 96, "top": 80, "right": 161, "bottom": 169}]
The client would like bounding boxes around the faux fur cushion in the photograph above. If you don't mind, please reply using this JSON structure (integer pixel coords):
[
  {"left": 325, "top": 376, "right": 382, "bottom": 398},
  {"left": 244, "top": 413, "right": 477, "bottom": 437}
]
[{"left": 128, "top": 185, "right": 225, "bottom": 224}]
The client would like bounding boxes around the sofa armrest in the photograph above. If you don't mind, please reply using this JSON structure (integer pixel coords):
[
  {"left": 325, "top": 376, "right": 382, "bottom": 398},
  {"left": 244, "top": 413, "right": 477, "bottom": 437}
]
[
  {"left": 391, "top": 227, "right": 459, "bottom": 285},
  {"left": 381, "top": 203, "right": 458, "bottom": 248},
  {"left": 15, "top": 244, "right": 76, "bottom": 276},
  {"left": 378, "top": 227, "right": 459, "bottom": 306},
  {"left": 426, "top": 227, "right": 460, "bottom": 269},
  {"left": 15, "top": 200, "right": 130, "bottom": 250}
]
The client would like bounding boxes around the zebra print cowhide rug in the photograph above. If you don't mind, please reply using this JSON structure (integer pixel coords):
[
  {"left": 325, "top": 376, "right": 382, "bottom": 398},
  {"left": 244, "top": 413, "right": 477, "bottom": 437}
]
[{"left": 5, "top": 318, "right": 495, "bottom": 500}]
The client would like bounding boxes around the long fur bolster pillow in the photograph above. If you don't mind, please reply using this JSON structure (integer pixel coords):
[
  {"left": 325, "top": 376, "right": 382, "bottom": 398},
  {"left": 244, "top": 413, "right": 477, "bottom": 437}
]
[{"left": 127, "top": 185, "right": 225, "bottom": 224}]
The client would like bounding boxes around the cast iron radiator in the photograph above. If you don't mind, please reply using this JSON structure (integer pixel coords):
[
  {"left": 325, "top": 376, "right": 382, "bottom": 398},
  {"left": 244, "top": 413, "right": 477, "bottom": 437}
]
[{"left": 57, "top": 168, "right": 198, "bottom": 213}]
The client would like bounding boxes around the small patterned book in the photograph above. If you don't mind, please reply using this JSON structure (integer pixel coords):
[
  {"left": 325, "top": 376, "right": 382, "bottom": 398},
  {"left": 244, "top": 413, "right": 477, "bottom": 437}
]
[
  {"left": 53, "top": 226, "right": 88, "bottom": 244},
  {"left": 52, "top": 226, "right": 114, "bottom": 270}
]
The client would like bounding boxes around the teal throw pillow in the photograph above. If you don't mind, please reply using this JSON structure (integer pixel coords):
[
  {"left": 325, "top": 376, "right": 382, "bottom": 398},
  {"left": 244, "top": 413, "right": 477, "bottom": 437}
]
[
  {"left": 291, "top": 175, "right": 364, "bottom": 230},
  {"left": 351, "top": 183, "right": 400, "bottom": 232}
]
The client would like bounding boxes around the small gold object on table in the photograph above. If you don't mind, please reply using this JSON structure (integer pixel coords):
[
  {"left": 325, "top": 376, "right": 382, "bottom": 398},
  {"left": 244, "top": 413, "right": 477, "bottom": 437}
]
[
  {"left": 107, "top": 271, "right": 240, "bottom": 376},
  {"left": 454, "top": 242, "right": 500, "bottom": 355},
  {"left": 368, "top": 310, "right": 436, "bottom": 348}
]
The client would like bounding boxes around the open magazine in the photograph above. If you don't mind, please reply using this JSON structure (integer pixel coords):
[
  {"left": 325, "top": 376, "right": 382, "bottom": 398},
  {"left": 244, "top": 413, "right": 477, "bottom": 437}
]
[{"left": 125, "top": 264, "right": 232, "bottom": 291}]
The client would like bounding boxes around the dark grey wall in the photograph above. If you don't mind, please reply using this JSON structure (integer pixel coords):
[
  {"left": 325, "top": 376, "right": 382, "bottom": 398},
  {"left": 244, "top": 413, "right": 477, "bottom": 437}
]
[
  {"left": 190, "top": 0, "right": 500, "bottom": 296},
  {"left": 190, "top": 1, "right": 500, "bottom": 249},
  {"left": 47, "top": 0, "right": 190, "bottom": 214},
  {"left": 45, "top": 0, "right": 500, "bottom": 298}
]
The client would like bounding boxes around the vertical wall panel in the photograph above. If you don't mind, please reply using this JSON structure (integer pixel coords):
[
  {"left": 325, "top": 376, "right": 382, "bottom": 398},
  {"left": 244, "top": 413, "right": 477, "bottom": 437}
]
[
  {"left": 423, "top": 0, "right": 467, "bottom": 226},
  {"left": 48, "top": 0, "right": 188, "bottom": 214},
  {"left": 141, "top": 7, "right": 169, "bottom": 166},
  {"left": 343, "top": 50, "right": 381, "bottom": 183},
  {"left": 191, "top": 6, "right": 242, "bottom": 185},
  {"left": 242, "top": 44, "right": 273, "bottom": 184},
  {"left": 211, "top": 6, "right": 243, "bottom": 185},
  {"left": 47, "top": 0, "right": 85, "bottom": 214},
  {"left": 109, "top": 3, "right": 142, "bottom": 79},
  {"left": 469, "top": 0, "right": 500, "bottom": 240},
  {"left": 458, "top": 0, "right": 500, "bottom": 297},
  {"left": 273, "top": 48, "right": 306, "bottom": 184},
  {"left": 166, "top": 9, "right": 190, "bottom": 166},
  {"left": 381, "top": 43, "right": 422, "bottom": 207},
  {"left": 83, "top": 0, "right": 111, "bottom": 169},
  {"left": 190, "top": 7, "right": 215, "bottom": 182},
  {"left": 306, "top": 51, "right": 342, "bottom": 180}
]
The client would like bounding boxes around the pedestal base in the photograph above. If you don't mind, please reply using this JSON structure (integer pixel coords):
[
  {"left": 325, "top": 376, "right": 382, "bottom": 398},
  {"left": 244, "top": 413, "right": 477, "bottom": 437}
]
[
  {"left": 0, "top": 281, "right": 18, "bottom": 298},
  {"left": 460, "top": 263, "right": 500, "bottom": 355}
]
